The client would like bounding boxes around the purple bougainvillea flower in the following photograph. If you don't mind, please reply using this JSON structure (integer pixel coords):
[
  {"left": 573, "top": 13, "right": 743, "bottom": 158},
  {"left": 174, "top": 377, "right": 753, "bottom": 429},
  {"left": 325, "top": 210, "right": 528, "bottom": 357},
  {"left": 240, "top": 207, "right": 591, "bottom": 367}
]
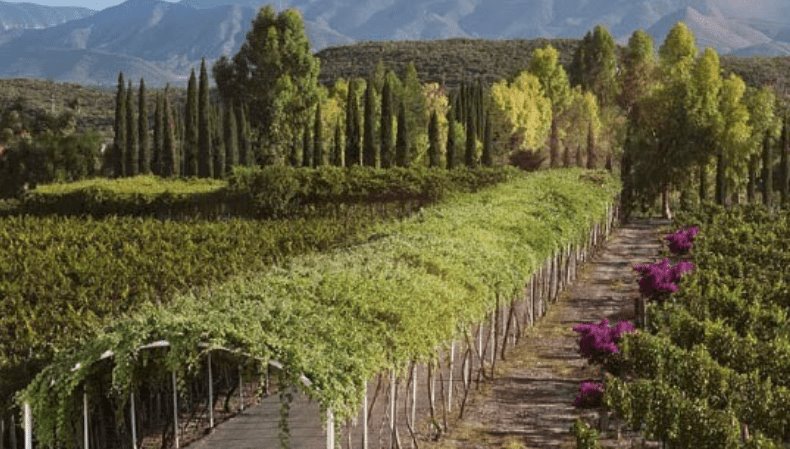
[
  {"left": 573, "top": 380, "right": 604, "bottom": 408},
  {"left": 665, "top": 226, "right": 700, "bottom": 255},
  {"left": 572, "top": 319, "right": 636, "bottom": 362},
  {"left": 632, "top": 258, "right": 694, "bottom": 300}
]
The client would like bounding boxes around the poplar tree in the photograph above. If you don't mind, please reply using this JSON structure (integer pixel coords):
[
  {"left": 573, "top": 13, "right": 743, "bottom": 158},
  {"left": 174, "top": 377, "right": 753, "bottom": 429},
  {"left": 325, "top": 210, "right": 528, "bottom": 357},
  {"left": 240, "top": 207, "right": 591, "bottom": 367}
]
[
  {"left": 571, "top": 25, "right": 619, "bottom": 107},
  {"left": 428, "top": 110, "right": 441, "bottom": 167},
  {"left": 237, "top": 104, "right": 252, "bottom": 166},
  {"left": 126, "top": 81, "right": 138, "bottom": 176},
  {"left": 446, "top": 119, "right": 456, "bottom": 169},
  {"left": 781, "top": 116, "right": 789, "bottom": 207},
  {"left": 313, "top": 102, "right": 324, "bottom": 166},
  {"left": 302, "top": 121, "right": 312, "bottom": 167},
  {"left": 198, "top": 58, "right": 213, "bottom": 177},
  {"left": 152, "top": 93, "right": 163, "bottom": 175},
  {"left": 380, "top": 75, "right": 394, "bottom": 168},
  {"left": 212, "top": 103, "right": 226, "bottom": 178},
  {"left": 395, "top": 101, "right": 410, "bottom": 167},
  {"left": 138, "top": 78, "right": 150, "bottom": 174},
  {"left": 529, "top": 45, "right": 571, "bottom": 168},
  {"left": 333, "top": 120, "right": 343, "bottom": 166},
  {"left": 482, "top": 112, "right": 493, "bottom": 166},
  {"left": 184, "top": 69, "right": 199, "bottom": 176},
  {"left": 345, "top": 80, "right": 361, "bottom": 166},
  {"left": 688, "top": 48, "right": 722, "bottom": 203},
  {"left": 762, "top": 135, "right": 773, "bottom": 206},
  {"left": 465, "top": 108, "right": 477, "bottom": 167},
  {"left": 113, "top": 73, "right": 126, "bottom": 177},
  {"left": 162, "top": 86, "right": 177, "bottom": 177},
  {"left": 363, "top": 78, "right": 377, "bottom": 167},
  {"left": 224, "top": 101, "right": 238, "bottom": 174}
]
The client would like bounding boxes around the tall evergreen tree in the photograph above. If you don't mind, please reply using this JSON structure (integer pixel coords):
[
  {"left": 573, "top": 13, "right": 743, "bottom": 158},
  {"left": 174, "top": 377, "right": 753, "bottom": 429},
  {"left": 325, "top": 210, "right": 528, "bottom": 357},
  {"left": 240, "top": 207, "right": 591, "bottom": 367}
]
[
  {"left": 302, "top": 121, "right": 312, "bottom": 167},
  {"left": 446, "top": 119, "right": 456, "bottom": 169},
  {"left": 586, "top": 120, "right": 597, "bottom": 169},
  {"left": 529, "top": 45, "right": 571, "bottom": 168},
  {"left": 380, "top": 75, "right": 395, "bottom": 168},
  {"left": 313, "top": 102, "right": 324, "bottom": 166},
  {"left": 224, "top": 101, "right": 238, "bottom": 174},
  {"left": 237, "top": 104, "right": 252, "bottom": 166},
  {"left": 570, "top": 25, "right": 619, "bottom": 107},
  {"left": 126, "top": 81, "right": 139, "bottom": 176},
  {"left": 482, "top": 112, "right": 493, "bottom": 167},
  {"left": 184, "top": 69, "right": 199, "bottom": 176},
  {"left": 152, "top": 93, "right": 163, "bottom": 175},
  {"left": 428, "top": 110, "right": 441, "bottom": 168},
  {"left": 289, "top": 137, "right": 301, "bottom": 167},
  {"left": 138, "top": 78, "right": 150, "bottom": 174},
  {"left": 762, "top": 135, "right": 773, "bottom": 206},
  {"left": 465, "top": 108, "right": 477, "bottom": 167},
  {"left": 333, "top": 119, "right": 343, "bottom": 166},
  {"left": 198, "top": 58, "right": 213, "bottom": 177},
  {"left": 345, "top": 80, "right": 361, "bottom": 166},
  {"left": 212, "top": 102, "right": 226, "bottom": 178},
  {"left": 363, "top": 78, "right": 377, "bottom": 167},
  {"left": 162, "top": 86, "right": 177, "bottom": 177},
  {"left": 395, "top": 101, "right": 410, "bottom": 167},
  {"left": 113, "top": 73, "right": 127, "bottom": 177},
  {"left": 781, "top": 116, "right": 789, "bottom": 207}
]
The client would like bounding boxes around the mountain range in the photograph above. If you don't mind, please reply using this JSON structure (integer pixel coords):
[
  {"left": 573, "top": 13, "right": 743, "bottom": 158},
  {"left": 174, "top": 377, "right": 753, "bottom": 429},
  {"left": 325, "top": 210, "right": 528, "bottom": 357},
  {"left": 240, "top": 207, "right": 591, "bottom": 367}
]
[{"left": 0, "top": 0, "right": 788, "bottom": 86}]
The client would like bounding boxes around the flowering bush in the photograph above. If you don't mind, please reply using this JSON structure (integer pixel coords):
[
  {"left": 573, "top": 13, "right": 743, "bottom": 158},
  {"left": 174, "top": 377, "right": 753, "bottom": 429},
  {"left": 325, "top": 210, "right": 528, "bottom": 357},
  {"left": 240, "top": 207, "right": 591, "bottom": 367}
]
[
  {"left": 572, "top": 319, "right": 636, "bottom": 363},
  {"left": 633, "top": 259, "right": 695, "bottom": 300},
  {"left": 665, "top": 226, "right": 699, "bottom": 255},
  {"left": 573, "top": 380, "right": 604, "bottom": 408}
]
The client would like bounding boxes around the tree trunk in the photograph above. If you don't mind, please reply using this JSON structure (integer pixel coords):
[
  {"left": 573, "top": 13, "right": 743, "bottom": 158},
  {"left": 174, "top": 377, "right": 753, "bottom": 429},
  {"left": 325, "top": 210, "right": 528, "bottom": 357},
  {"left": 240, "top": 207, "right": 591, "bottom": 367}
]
[
  {"left": 716, "top": 151, "right": 726, "bottom": 206},
  {"left": 661, "top": 184, "right": 672, "bottom": 220},
  {"left": 747, "top": 155, "right": 758, "bottom": 204},
  {"left": 550, "top": 118, "right": 560, "bottom": 168}
]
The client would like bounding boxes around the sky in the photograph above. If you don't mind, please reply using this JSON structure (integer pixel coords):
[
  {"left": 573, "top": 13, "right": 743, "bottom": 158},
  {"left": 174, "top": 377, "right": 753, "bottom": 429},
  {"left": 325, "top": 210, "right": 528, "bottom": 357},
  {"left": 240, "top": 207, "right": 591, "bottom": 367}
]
[{"left": 6, "top": 0, "right": 171, "bottom": 9}]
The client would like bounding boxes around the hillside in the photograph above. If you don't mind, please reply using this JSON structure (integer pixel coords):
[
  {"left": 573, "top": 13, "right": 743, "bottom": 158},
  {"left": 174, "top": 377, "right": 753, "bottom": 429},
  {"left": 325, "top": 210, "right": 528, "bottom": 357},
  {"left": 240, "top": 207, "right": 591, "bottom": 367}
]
[{"left": 0, "top": 1, "right": 94, "bottom": 31}]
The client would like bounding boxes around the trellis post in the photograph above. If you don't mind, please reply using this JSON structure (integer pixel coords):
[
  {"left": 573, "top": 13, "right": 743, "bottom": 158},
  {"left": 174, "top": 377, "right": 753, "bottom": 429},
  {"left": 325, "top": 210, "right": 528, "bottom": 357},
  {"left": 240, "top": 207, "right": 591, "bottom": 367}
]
[
  {"left": 238, "top": 366, "right": 244, "bottom": 412},
  {"left": 172, "top": 371, "right": 180, "bottom": 449},
  {"left": 326, "top": 408, "right": 335, "bottom": 449},
  {"left": 23, "top": 401, "right": 32, "bottom": 449},
  {"left": 411, "top": 367, "right": 417, "bottom": 425},
  {"left": 362, "top": 383, "right": 368, "bottom": 449},
  {"left": 83, "top": 392, "right": 89, "bottom": 449},
  {"left": 448, "top": 342, "right": 454, "bottom": 413},
  {"left": 130, "top": 392, "right": 137, "bottom": 449},
  {"left": 207, "top": 352, "right": 214, "bottom": 429}
]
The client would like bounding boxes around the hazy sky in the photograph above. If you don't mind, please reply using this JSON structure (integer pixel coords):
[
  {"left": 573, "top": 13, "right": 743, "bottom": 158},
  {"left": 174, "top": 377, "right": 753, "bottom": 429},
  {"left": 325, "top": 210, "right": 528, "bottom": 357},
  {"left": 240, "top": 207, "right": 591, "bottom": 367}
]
[{"left": 7, "top": 0, "right": 170, "bottom": 10}]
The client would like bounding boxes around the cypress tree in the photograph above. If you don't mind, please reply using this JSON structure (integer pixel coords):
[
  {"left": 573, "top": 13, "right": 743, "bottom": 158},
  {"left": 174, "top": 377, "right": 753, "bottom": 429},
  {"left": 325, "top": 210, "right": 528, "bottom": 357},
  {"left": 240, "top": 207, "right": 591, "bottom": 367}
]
[
  {"left": 395, "top": 100, "right": 410, "bottom": 167},
  {"left": 446, "top": 119, "right": 456, "bottom": 169},
  {"left": 333, "top": 120, "right": 343, "bottom": 166},
  {"left": 152, "top": 93, "right": 163, "bottom": 175},
  {"left": 224, "top": 101, "right": 238, "bottom": 174},
  {"left": 237, "top": 104, "right": 252, "bottom": 166},
  {"left": 482, "top": 112, "right": 493, "bottom": 167},
  {"left": 198, "top": 58, "right": 213, "bottom": 178},
  {"left": 428, "top": 110, "right": 441, "bottom": 168},
  {"left": 781, "top": 116, "right": 789, "bottom": 207},
  {"left": 465, "top": 108, "right": 477, "bottom": 167},
  {"left": 126, "top": 81, "right": 139, "bottom": 176},
  {"left": 138, "top": 78, "right": 150, "bottom": 174},
  {"left": 345, "top": 80, "right": 361, "bottom": 166},
  {"left": 212, "top": 103, "right": 225, "bottom": 178},
  {"left": 380, "top": 75, "right": 394, "bottom": 168},
  {"left": 313, "top": 102, "right": 324, "bottom": 167},
  {"left": 302, "top": 121, "right": 312, "bottom": 167},
  {"left": 363, "top": 78, "right": 377, "bottom": 167},
  {"left": 586, "top": 121, "right": 597, "bottom": 169},
  {"left": 184, "top": 69, "right": 199, "bottom": 176},
  {"left": 113, "top": 73, "right": 127, "bottom": 177},
  {"left": 762, "top": 135, "right": 773, "bottom": 206},
  {"left": 162, "top": 86, "right": 177, "bottom": 177}
]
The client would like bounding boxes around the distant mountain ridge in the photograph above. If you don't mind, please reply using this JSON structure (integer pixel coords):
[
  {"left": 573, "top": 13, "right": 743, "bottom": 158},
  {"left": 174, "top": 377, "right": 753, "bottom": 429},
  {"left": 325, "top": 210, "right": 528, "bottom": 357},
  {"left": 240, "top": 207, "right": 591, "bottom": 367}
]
[
  {"left": 0, "top": 1, "right": 94, "bottom": 30},
  {"left": 0, "top": 0, "right": 788, "bottom": 86}
]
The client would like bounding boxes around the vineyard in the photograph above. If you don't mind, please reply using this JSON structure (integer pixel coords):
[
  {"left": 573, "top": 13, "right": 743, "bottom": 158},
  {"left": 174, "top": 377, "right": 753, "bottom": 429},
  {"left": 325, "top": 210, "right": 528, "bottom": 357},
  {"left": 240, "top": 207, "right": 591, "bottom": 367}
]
[
  {"left": 4, "top": 168, "right": 619, "bottom": 448},
  {"left": 565, "top": 206, "right": 790, "bottom": 448}
]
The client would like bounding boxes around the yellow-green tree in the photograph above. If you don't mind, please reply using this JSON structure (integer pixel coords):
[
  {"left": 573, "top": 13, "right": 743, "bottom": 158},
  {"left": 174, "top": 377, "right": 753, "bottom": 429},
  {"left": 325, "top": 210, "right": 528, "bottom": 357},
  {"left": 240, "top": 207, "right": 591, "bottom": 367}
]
[
  {"left": 529, "top": 45, "right": 572, "bottom": 168},
  {"left": 489, "top": 71, "right": 552, "bottom": 155}
]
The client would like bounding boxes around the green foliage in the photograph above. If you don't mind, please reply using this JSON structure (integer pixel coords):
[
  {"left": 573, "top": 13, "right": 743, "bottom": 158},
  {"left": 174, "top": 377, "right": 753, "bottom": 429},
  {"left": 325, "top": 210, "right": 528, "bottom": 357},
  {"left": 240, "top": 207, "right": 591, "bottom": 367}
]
[
  {"left": 571, "top": 420, "right": 601, "bottom": 449},
  {"left": 125, "top": 80, "right": 139, "bottom": 176},
  {"left": 314, "top": 102, "right": 324, "bottom": 167},
  {"left": 113, "top": 73, "right": 126, "bottom": 177},
  {"left": 198, "top": 59, "right": 213, "bottom": 178},
  {"left": 380, "top": 75, "right": 395, "bottom": 168},
  {"left": 224, "top": 100, "right": 239, "bottom": 173},
  {"left": 21, "top": 169, "right": 619, "bottom": 445},
  {"left": 138, "top": 79, "right": 150, "bottom": 175},
  {"left": 184, "top": 69, "right": 199, "bottom": 177},
  {"left": 395, "top": 100, "right": 410, "bottom": 167},
  {"left": 570, "top": 26, "right": 619, "bottom": 107},
  {"left": 363, "top": 77, "right": 377, "bottom": 167}
]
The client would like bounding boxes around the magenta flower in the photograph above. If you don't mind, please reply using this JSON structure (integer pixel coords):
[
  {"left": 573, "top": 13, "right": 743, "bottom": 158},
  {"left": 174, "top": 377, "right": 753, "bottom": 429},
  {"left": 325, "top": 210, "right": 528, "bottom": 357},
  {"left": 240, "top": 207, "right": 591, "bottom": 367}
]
[
  {"left": 633, "top": 259, "right": 695, "bottom": 300},
  {"left": 572, "top": 319, "right": 636, "bottom": 362},
  {"left": 665, "top": 226, "right": 700, "bottom": 255},
  {"left": 573, "top": 380, "right": 604, "bottom": 408}
]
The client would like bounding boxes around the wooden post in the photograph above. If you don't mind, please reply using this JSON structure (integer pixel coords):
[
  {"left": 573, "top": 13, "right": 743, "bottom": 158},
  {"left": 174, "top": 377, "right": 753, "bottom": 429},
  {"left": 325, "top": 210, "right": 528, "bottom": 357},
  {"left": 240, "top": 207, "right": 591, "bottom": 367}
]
[
  {"left": 207, "top": 353, "right": 214, "bottom": 429},
  {"left": 83, "top": 392, "right": 89, "bottom": 449},
  {"left": 130, "top": 392, "right": 137, "bottom": 449},
  {"left": 362, "top": 383, "right": 368, "bottom": 449},
  {"left": 635, "top": 296, "right": 648, "bottom": 329},
  {"left": 239, "top": 366, "right": 244, "bottom": 412},
  {"left": 23, "top": 402, "right": 32, "bottom": 449},
  {"left": 326, "top": 408, "right": 335, "bottom": 449},
  {"left": 389, "top": 371, "right": 395, "bottom": 437},
  {"left": 172, "top": 371, "right": 180, "bottom": 449},
  {"left": 448, "top": 342, "right": 455, "bottom": 413},
  {"left": 411, "top": 367, "right": 417, "bottom": 425}
]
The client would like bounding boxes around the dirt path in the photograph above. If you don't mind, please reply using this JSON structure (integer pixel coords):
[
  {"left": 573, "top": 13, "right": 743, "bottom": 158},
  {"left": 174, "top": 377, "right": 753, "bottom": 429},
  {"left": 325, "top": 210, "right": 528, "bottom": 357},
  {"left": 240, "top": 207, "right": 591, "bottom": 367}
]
[{"left": 431, "top": 219, "right": 666, "bottom": 449}]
